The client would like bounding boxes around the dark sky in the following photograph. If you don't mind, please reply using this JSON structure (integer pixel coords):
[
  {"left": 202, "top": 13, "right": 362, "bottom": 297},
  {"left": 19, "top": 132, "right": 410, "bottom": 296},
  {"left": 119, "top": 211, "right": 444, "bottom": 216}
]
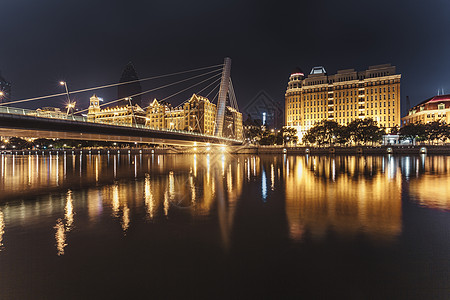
[{"left": 1, "top": 0, "right": 449, "bottom": 115}]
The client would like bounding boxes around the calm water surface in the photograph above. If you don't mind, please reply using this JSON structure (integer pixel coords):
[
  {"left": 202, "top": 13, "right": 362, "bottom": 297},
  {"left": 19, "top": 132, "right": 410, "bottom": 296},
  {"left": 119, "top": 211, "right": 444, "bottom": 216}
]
[{"left": 0, "top": 153, "right": 449, "bottom": 299}]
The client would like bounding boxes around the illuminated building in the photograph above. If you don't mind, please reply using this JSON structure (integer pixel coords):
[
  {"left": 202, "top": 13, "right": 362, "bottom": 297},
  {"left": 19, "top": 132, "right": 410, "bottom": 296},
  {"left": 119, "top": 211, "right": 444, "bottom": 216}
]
[
  {"left": 223, "top": 106, "right": 243, "bottom": 140},
  {"left": 401, "top": 94, "right": 450, "bottom": 125},
  {"left": 83, "top": 93, "right": 243, "bottom": 139},
  {"left": 87, "top": 94, "right": 146, "bottom": 126},
  {"left": 285, "top": 64, "right": 401, "bottom": 140},
  {"left": 145, "top": 94, "right": 243, "bottom": 139},
  {"left": 0, "top": 71, "right": 11, "bottom": 103},
  {"left": 118, "top": 62, "right": 142, "bottom": 107},
  {"left": 34, "top": 107, "right": 67, "bottom": 118}
]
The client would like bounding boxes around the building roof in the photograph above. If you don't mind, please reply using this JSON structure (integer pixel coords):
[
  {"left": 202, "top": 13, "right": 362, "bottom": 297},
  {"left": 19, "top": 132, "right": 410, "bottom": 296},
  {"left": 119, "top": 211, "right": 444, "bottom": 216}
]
[
  {"left": 291, "top": 67, "right": 304, "bottom": 76},
  {"left": 413, "top": 94, "right": 450, "bottom": 109},
  {"left": 310, "top": 66, "right": 327, "bottom": 75}
]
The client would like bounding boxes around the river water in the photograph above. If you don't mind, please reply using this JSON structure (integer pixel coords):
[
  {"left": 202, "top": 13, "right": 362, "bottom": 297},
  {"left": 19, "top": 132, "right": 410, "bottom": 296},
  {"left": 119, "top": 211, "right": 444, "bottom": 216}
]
[{"left": 0, "top": 153, "right": 449, "bottom": 299}]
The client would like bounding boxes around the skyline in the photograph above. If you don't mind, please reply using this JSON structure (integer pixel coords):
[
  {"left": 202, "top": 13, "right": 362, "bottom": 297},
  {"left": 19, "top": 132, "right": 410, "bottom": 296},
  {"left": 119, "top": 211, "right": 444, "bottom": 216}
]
[{"left": 1, "top": 0, "right": 449, "bottom": 114}]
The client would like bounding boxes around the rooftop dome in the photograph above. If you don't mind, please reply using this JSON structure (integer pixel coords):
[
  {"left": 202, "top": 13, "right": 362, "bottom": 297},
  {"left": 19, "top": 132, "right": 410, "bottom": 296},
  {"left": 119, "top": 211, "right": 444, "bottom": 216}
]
[{"left": 290, "top": 67, "right": 304, "bottom": 77}]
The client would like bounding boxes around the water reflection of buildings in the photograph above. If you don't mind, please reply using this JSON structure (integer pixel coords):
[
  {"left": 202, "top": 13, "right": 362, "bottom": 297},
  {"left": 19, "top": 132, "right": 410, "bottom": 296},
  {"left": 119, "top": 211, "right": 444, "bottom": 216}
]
[
  {"left": 285, "top": 156, "right": 403, "bottom": 242},
  {"left": 0, "top": 209, "right": 4, "bottom": 251},
  {"left": 0, "top": 154, "right": 246, "bottom": 254},
  {"left": 405, "top": 156, "right": 450, "bottom": 210},
  {"left": 1, "top": 154, "right": 449, "bottom": 255}
]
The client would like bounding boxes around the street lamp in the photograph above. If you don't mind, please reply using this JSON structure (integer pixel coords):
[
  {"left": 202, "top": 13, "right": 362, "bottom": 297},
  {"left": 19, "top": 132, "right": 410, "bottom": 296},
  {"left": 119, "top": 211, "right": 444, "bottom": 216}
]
[
  {"left": 66, "top": 102, "right": 76, "bottom": 115},
  {"left": 60, "top": 81, "right": 75, "bottom": 115},
  {"left": 59, "top": 81, "right": 70, "bottom": 101}
]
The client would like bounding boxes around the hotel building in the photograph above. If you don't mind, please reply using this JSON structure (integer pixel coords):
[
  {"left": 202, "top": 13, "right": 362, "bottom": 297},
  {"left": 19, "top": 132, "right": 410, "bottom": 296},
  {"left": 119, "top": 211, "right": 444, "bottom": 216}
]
[
  {"left": 401, "top": 94, "right": 450, "bottom": 125},
  {"left": 87, "top": 93, "right": 243, "bottom": 140},
  {"left": 285, "top": 64, "right": 401, "bottom": 139},
  {"left": 87, "top": 95, "right": 146, "bottom": 126}
]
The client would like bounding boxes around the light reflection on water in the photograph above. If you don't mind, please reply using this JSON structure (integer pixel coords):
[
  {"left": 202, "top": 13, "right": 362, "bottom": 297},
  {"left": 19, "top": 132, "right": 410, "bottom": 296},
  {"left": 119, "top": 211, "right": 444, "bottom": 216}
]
[
  {"left": 0, "top": 154, "right": 448, "bottom": 256},
  {"left": 285, "top": 156, "right": 403, "bottom": 242},
  {"left": 0, "top": 210, "right": 4, "bottom": 251}
]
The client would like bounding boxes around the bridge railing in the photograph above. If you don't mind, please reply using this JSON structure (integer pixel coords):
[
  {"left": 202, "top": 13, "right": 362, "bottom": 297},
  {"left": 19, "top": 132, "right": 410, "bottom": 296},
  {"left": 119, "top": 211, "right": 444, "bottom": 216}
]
[{"left": 0, "top": 106, "right": 241, "bottom": 143}]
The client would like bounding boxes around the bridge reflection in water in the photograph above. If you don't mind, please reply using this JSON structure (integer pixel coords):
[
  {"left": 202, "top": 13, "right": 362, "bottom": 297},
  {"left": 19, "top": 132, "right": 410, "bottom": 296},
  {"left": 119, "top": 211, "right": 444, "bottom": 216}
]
[{"left": 0, "top": 154, "right": 449, "bottom": 256}]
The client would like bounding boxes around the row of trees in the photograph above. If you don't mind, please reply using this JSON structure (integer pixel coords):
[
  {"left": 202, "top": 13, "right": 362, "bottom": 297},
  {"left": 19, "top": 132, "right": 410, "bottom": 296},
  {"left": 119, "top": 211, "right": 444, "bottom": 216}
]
[
  {"left": 303, "top": 119, "right": 450, "bottom": 146},
  {"left": 399, "top": 121, "right": 450, "bottom": 144},
  {"left": 0, "top": 138, "right": 148, "bottom": 150},
  {"left": 302, "top": 119, "right": 384, "bottom": 146},
  {"left": 245, "top": 126, "right": 298, "bottom": 145}
]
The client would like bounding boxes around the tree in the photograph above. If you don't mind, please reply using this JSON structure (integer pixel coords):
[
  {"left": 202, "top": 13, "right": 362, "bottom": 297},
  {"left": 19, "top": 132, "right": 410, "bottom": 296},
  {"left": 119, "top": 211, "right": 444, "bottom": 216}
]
[
  {"left": 7, "top": 137, "right": 32, "bottom": 149},
  {"left": 390, "top": 125, "right": 399, "bottom": 135},
  {"left": 347, "top": 118, "right": 383, "bottom": 145},
  {"left": 243, "top": 115, "right": 264, "bottom": 143},
  {"left": 301, "top": 120, "right": 341, "bottom": 146},
  {"left": 399, "top": 123, "right": 426, "bottom": 144},
  {"left": 281, "top": 127, "right": 298, "bottom": 145},
  {"left": 259, "top": 130, "right": 276, "bottom": 145},
  {"left": 425, "top": 121, "right": 445, "bottom": 144},
  {"left": 335, "top": 125, "right": 350, "bottom": 146},
  {"left": 443, "top": 123, "right": 450, "bottom": 143}
]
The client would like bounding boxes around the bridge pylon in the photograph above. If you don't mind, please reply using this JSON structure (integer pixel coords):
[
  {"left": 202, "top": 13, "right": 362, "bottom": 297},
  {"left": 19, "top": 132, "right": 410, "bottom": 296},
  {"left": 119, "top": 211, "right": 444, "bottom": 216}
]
[{"left": 214, "top": 57, "right": 232, "bottom": 137}]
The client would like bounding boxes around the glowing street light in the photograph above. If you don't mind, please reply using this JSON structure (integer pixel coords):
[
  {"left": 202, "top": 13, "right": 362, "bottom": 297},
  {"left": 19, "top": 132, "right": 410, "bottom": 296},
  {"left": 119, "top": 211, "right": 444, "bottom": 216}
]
[
  {"left": 66, "top": 101, "right": 76, "bottom": 115},
  {"left": 59, "top": 81, "right": 72, "bottom": 114}
]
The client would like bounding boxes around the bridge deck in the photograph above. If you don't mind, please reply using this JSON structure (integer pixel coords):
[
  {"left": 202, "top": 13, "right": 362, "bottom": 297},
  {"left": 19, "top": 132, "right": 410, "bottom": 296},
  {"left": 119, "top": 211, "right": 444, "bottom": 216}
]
[{"left": 0, "top": 111, "right": 242, "bottom": 146}]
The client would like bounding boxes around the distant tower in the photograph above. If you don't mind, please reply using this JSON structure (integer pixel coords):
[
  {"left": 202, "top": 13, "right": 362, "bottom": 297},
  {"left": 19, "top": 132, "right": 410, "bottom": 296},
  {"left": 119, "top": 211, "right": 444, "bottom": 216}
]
[
  {"left": 405, "top": 96, "right": 410, "bottom": 115},
  {"left": 0, "top": 70, "right": 11, "bottom": 103},
  {"left": 118, "top": 62, "right": 142, "bottom": 107}
]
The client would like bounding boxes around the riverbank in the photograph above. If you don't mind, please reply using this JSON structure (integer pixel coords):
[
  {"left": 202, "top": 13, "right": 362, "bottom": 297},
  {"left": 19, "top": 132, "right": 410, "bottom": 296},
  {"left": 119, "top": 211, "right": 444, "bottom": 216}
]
[
  {"left": 1, "top": 145, "right": 449, "bottom": 155},
  {"left": 232, "top": 145, "right": 450, "bottom": 155}
]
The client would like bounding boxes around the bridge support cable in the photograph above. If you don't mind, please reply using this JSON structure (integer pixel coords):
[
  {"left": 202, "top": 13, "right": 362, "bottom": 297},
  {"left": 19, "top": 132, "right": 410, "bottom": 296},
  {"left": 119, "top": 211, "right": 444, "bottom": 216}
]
[
  {"left": 214, "top": 57, "right": 232, "bottom": 137},
  {"left": 127, "top": 97, "right": 138, "bottom": 127},
  {"left": 156, "top": 72, "right": 223, "bottom": 105},
  {"left": 205, "top": 81, "right": 221, "bottom": 100},
  {"left": 196, "top": 77, "right": 222, "bottom": 97},
  {"left": 211, "top": 89, "right": 220, "bottom": 104},
  {"left": 75, "top": 68, "right": 223, "bottom": 114},
  {"left": 0, "top": 64, "right": 224, "bottom": 107},
  {"left": 228, "top": 78, "right": 239, "bottom": 111}
]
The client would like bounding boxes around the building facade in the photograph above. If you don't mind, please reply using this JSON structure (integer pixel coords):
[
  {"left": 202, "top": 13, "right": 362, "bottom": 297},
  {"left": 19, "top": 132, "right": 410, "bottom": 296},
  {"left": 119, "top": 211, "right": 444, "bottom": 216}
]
[
  {"left": 145, "top": 94, "right": 243, "bottom": 139},
  {"left": 87, "top": 95, "right": 146, "bottom": 126},
  {"left": 401, "top": 94, "right": 450, "bottom": 125},
  {"left": 285, "top": 64, "right": 401, "bottom": 139},
  {"left": 85, "top": 93, "right": 243, "bottom": 140},
  {"left": 146, "top": 94, "right": 217, "bottom": 134},
  {"left": 223, "top": 106, "right": 243, "bottom": 140}
]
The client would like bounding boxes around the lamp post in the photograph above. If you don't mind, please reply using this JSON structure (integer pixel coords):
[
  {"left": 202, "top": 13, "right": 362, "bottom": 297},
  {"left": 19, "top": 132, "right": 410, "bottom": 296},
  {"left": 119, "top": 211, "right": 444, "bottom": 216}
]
[
  {"left": 59, "top": 81, "right": 70, "bottom": 102},
  {"left": 60, "top": 81, "right": 74, "bottom": 115}
]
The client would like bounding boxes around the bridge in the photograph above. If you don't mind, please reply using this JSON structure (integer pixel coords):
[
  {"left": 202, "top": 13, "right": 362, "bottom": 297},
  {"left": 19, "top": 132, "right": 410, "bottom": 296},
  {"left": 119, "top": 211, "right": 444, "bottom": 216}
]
[{"left": 0, "top": 58, "right": 243, "bottom": 147}]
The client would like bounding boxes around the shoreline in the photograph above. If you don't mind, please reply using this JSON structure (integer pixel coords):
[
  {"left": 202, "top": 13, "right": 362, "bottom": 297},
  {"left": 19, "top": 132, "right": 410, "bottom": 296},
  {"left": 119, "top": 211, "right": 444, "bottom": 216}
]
[{"left": 1, "top": 145, "right": 449, "bottom": 155}]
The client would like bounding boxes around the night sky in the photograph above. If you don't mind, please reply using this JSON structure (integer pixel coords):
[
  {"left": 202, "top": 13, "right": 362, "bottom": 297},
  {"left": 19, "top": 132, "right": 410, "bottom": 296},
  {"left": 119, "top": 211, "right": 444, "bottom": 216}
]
[{"left": 1, "top": 0, "right": 449, "bottom": 115}]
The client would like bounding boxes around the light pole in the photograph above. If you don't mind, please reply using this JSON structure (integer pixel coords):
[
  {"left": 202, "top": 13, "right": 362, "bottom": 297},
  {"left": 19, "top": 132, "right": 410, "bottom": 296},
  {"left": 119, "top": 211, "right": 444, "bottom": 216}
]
[
  {"left": 60, "top": 81, "right": 70, "bottom": 102},
  {"left": 60, "top": 81, "right": 74, "bottom": 115}
]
